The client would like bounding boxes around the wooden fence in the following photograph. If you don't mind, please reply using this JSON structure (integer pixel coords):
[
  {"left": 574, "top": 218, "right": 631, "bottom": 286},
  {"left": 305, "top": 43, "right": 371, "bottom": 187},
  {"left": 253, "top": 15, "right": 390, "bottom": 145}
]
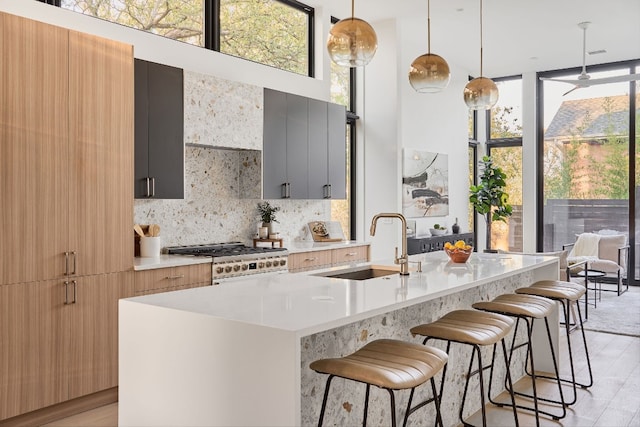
[{"left": 543, "top": 198, "right": 629, "bottom": 251}]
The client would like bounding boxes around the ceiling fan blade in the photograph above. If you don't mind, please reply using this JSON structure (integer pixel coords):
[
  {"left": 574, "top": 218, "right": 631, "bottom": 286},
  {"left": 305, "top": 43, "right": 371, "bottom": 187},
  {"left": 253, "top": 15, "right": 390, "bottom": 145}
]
[
  {"left": 539, "top": 77, "right": 585, "bottom": 84},
  {"left": 562, "top": 86, "right": 581, "bottom": 96},
  {"left": 584, "top": 74, "right": 640, "bottom": 85}
]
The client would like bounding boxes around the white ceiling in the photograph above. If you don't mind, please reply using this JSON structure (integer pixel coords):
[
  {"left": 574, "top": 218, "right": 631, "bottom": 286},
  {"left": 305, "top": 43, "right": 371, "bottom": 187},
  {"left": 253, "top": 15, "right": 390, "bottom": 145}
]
[{"left": 306, "top": 0, "right": 640, "bottom": 77}]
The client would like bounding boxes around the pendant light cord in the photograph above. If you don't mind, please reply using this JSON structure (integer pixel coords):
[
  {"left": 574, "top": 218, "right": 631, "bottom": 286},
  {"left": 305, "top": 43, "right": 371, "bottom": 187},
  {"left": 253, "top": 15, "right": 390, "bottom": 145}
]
[
  {"left": 480, "top": 0, "right": 484, "bottom": 77},
  {"left": 351, "top": 0, "right": 355, "bottom": 19},
  {"left": 427, "top": 0, "right": 431, "bottom": 54}
]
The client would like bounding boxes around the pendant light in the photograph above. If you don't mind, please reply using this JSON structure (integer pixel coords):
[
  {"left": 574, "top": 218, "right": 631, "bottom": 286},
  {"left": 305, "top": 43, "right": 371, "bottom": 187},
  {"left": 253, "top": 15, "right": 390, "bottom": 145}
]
[
  {"left": 408, "top": 0, "right": 450, "bottom": 93},
  {"left": 463, "top": 0, "right": 499, "bottom": 110},
  {"left": 327, "top": 0, "right": 378, "bottom": 67}
]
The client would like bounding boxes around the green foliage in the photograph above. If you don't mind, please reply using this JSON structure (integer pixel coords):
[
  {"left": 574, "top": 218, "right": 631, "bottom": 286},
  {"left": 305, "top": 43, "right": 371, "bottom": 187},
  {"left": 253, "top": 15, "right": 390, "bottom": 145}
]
[
  {"left": 469, "top": 156, "right": 513, "bottom": 224},
  {"left": 61, "top": 0, "right": 309, "bottom": 75},
  {"left": 219, "top": 0, "right": 308, "bottom": 75},
  {"left": 257, "top": 201, "right": 279, "bottom": 223},
  {"left": 490, "top": 106, "right": 522, "bottom": 138}
]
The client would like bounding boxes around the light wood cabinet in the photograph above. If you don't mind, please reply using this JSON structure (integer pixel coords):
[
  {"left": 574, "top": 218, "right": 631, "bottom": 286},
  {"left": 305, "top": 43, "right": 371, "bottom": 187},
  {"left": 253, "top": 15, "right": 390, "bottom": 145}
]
[
  {"left": 0, "top": 12, "right": 134, "bottom": 421},
  {"left": 0, "top": 13, "right": 133, "bottom": 286},
  {"left": 0, "top": 272, "right": 134, "bottom": 420},
  {"left": 331, "top": 246, "right": 369, "bottom": 266},
  {"left": 68, "top": 30, "right": 134, "bottom": 276},
  {"left": 288, "top": 245, "right": 370, "bottom": 273},
  {"left": 134, "top": 264, "right": 212, "bottom": 295},
  {"left": 0, "top": 13, "right": 70, "bottom": 285}
]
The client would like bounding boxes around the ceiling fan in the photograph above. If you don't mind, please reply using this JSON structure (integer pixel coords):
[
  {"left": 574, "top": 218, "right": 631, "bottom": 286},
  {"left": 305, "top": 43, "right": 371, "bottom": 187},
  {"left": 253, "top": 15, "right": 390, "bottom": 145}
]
[{"left": 540, "top": 21, "right": 640, "bottom": 96}]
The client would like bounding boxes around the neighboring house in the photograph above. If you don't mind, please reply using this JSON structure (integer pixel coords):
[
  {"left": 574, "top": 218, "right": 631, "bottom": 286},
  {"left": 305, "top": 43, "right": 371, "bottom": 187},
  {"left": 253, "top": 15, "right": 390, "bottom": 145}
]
[
  {"left": 545, "top": 94, "right": 638, "bottom": 144},
  {"left": 544, "top": 94, "right": 638, "bottom": 197}
]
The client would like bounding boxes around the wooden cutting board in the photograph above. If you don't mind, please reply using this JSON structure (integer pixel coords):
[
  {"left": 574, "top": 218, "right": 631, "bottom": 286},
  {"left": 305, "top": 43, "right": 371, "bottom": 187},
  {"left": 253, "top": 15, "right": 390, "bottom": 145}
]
[{"left": 307, "top": 221, "right": 344, "bottom": 242}]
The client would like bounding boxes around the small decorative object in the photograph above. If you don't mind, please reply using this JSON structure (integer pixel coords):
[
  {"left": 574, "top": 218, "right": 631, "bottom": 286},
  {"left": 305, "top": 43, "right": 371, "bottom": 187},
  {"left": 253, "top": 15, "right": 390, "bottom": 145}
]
[
  {"left": 429, "top": 223, "right": 447, "bottom": 236},
  {"left": 469, "top": 155, "right": 512, "bottom": 252},
  {"left": 444, "top": 240, "right": 473, "bottom": 263},
  {"left": 258, "top": 227, "right": 269, "bottom": 239},
  {"left": 452, "top": 218, "right": 460, "bottom": 234},
  {"left": 257, "top": 201, "right": 280, "bottom": 235}
]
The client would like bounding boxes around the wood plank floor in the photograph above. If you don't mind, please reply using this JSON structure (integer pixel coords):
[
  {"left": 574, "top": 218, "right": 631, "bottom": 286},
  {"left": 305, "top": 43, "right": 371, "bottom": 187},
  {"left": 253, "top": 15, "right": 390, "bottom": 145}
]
[{"left": 42, "top": 328, "right": 640, "bottom": 427}]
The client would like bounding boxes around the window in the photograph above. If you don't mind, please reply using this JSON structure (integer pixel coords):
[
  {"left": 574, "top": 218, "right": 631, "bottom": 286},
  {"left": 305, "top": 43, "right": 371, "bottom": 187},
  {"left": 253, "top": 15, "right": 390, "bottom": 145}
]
[
  {"left": 539, "top": 61, "right": 638, "bottom": 283},
  {"left": 487, "top": 77, "right": 523, "bottom": 252},
  {"left": 217, "top": 0, "right": 313, "bottom": 76},
  {"left": 60, "top": 0, "right": 206, "bottom": 46},
  {"left": 55, "top": 0, "right": 314, "bottom": 77},
  {"left": 329, "top": 17, "right": 357, "bottom": 240}
]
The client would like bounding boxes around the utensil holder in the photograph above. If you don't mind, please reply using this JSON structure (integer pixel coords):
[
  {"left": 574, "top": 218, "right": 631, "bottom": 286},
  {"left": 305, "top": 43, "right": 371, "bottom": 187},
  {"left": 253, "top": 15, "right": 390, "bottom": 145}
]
[{"left": 140, "top": 236, "right": 161, "bottom": 258}]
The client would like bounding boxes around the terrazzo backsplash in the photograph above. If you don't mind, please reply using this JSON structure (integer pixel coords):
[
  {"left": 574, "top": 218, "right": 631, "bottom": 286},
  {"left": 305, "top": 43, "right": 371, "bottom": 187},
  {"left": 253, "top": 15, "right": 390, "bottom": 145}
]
[{"left": 134, "top": 146, "right": 330, "bottom": 247}]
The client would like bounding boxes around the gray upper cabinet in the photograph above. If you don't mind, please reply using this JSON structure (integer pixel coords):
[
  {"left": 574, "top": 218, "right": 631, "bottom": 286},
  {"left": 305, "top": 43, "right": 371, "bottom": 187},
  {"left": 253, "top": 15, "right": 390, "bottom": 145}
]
[
  {"left": 263, "top": 89, "right": 346, "bottom": 200},
  {"left": 135, "top": 59, "right": 184, "bottom": 199},
  {"left": 308, "top": 100, "right": 346, "bottom": 199}
]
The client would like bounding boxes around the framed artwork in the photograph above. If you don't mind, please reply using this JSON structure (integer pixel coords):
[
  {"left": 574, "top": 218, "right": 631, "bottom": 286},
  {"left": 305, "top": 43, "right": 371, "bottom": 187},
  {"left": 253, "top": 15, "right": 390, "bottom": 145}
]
[{"left": 402, "top": 150, "right": 449, "bottom": 217}]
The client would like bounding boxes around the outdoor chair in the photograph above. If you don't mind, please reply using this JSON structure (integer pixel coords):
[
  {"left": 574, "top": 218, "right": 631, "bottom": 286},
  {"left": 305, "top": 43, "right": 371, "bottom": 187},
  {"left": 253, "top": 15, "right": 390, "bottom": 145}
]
[{"left": 564, "top": 232, "right": 629, "bottom": 296}]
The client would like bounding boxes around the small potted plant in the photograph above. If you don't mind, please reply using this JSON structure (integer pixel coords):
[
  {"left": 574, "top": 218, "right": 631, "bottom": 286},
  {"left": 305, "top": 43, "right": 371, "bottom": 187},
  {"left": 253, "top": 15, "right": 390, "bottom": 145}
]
[
  {"left": 469, "top": 155, "right": 512, "bottom": 252},
  {"left": 257, "top": 201, "right": 280, "bottom": 235}
]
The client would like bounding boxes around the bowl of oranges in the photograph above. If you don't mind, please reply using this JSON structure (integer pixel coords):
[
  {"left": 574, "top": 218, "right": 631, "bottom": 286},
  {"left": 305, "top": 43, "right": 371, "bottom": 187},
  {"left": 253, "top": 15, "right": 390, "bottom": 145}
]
[{"left": 444, "top": 240, "right": 473, "bottom": 263}]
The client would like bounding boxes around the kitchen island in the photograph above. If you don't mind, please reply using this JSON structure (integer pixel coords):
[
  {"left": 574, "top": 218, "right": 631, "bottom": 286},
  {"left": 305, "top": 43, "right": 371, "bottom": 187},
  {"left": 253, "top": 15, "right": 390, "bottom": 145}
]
[{"left": 119, "top": 251, "right": 558, "bottom": 427}]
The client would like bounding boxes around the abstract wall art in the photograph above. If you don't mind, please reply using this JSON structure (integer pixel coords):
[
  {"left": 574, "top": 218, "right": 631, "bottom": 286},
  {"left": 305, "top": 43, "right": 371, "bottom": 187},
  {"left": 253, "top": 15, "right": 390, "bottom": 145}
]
[{"left": 402, "top": 150, "right": 449, "bottom": 217}]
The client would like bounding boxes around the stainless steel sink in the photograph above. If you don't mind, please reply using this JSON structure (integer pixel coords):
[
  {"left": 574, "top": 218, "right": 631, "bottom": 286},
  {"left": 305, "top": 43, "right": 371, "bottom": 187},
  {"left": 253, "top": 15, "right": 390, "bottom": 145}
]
[{"left": 316, "top": 266, "right": 399, "bottom": 281}]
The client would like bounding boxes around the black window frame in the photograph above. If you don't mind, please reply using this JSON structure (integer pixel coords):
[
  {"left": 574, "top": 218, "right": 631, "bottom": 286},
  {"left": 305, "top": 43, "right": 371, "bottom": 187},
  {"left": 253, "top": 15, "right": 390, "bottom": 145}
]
[
  {"left": 536, "top": 59, "right": 639, "bottom": 285},
  {"left": 208, "top": 0, "right": 315, "bottom": 77}
]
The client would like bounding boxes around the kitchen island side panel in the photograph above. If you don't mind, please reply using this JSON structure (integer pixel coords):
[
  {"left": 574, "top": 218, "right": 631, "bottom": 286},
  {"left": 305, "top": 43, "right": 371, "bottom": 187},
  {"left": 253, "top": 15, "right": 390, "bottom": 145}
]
[
  {"left": 300, "top": 267, "right": 545, "bottom": 427},
  {"left": 118, "top": 300, "right": 299, "bottom": 427}
]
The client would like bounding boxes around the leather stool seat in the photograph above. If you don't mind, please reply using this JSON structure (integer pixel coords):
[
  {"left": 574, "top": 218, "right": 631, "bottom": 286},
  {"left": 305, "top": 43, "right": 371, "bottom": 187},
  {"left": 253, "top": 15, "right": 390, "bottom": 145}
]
[
  {"left": 472, "top": 293, "right": 555, "bottom": 319},
  {"left": 310, "top": 339, "right": 448, "bottom": 390},
  {"left": 410, "top": 309, "right": 514, "bottom": 345},
  {"left": 517, "top": 280, "right": 585, "bottom": 301},
  {"left": 310, "top": 339, "right": 448, "bottom": 427}
]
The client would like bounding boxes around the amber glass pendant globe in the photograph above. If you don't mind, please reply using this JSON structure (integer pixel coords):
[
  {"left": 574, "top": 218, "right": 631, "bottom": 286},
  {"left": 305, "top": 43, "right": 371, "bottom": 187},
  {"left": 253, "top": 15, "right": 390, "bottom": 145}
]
[
  {"left": 327, "top": 17, "right": 378, "bottom": 67},
  {"left": 408, "top": 53, "right": 451, "bottom": 93},
  {"left": 463, "top": 77, "right": 499, "bottom": 110}
]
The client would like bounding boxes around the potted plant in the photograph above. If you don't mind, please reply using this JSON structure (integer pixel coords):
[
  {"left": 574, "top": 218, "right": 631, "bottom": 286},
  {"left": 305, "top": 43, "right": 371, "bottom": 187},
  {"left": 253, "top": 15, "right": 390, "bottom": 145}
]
[
  {"left": 257, "top": 201, "right": 280, "bottom": 235},
  {"left": 469, "top": 155, "right": 512, "bottom": 252}
]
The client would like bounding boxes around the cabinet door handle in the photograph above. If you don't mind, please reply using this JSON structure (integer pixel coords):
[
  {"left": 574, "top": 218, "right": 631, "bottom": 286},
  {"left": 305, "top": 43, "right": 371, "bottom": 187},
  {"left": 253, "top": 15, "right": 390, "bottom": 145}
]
[
  {"left": 281, "top": 182, "right": 291, "bottom": 199},
  {"left": 323, "top": 184, "right": 332, "bottom": 199},
  {"left": 345, "top": 252, "right": 357, "bottom": 257},
  {"left": 71, "top": 251, "right": 77, "bottom": 275},
  {"left": 304, "top": 257, "right": 317, "bottom": 262},
  {"left": 146, "top": 177, "right": 151, "bottom": 198},
  {"left": 64, "top": 252, "right": 70, "bottom": 276},
  {"left": 165, "top": 275, "right": 185, "bottom": 280},
  {"left": 72, "top": 280, "right": 77, "bottom": 304},
  {"left": 64, "top": 281, "right": 70, "bottom": 304},
  {"left": 151, "top": 177, "right": 156, "bottom": 197}
]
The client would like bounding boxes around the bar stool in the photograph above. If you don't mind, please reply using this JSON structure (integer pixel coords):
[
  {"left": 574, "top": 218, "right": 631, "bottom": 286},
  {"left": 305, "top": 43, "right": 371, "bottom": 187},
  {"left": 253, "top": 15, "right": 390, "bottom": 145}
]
[
  {"left": 516, "top": 280, "right": 594, "bottom": 405},
  {"left": 472, "top": 293, "right": 566, "bottom": 425},
  {"left": 310, "top": 339, "right": 448, "bottom": 427},
  {"left": 410, "top": 310, "right": 519, "bottom": 427}
]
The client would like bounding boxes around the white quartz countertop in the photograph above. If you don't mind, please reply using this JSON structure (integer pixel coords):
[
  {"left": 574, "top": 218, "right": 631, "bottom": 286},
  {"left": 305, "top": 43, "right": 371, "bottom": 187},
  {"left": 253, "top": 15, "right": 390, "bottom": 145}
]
[
  {"left": 124, "top": 252, "right": 556, "bottom": 336},
  {"left": 285, "top": 240, "right": 369, "bottom": 253},
  {"left": 133, "top": 255, "right": 212, "bottom": 271}
]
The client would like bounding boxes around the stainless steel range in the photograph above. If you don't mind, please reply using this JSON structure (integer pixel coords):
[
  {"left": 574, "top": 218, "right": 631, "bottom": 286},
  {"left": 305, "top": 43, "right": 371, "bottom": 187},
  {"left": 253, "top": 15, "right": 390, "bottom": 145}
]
[{"left": 164, "top": 242, "right": 288, "bottom": 280}]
